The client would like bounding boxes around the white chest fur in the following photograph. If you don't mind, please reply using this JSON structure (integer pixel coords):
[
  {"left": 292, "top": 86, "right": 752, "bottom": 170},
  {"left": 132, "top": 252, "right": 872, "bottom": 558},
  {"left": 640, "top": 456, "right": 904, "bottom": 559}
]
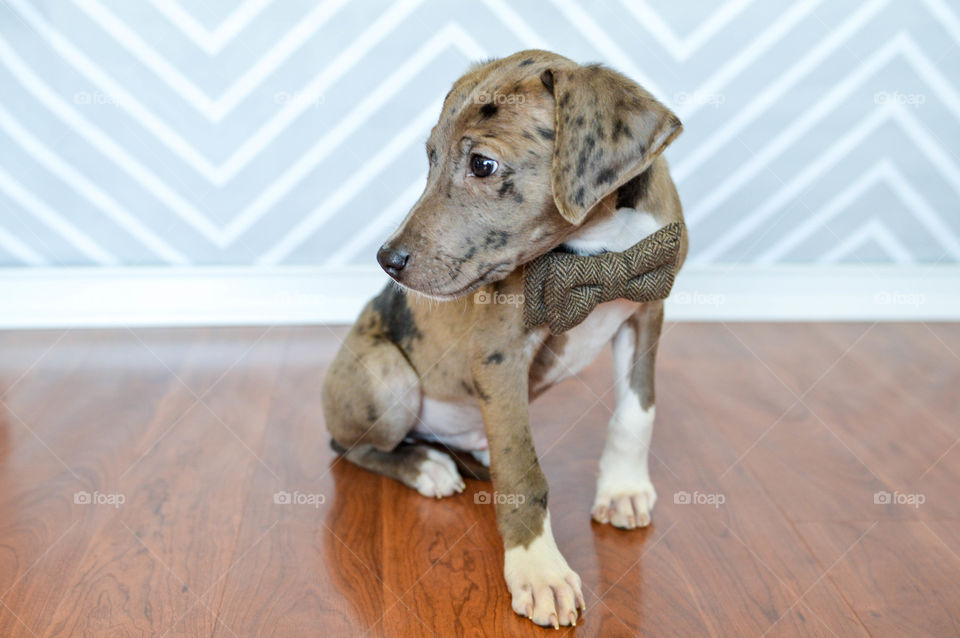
[
  {"left": 561, "top": 208, "right": 662, "bottom": 254},
  {"left": 531, "top": 299, "right": 639, "bottom": 390}
]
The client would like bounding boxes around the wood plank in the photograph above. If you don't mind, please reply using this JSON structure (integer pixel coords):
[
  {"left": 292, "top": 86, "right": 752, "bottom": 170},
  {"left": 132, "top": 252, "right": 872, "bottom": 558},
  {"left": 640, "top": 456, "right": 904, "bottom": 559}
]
[
  {"left": 211, "top": 326, "right": 390, "bottom": 637},
  {"left": 0, "top": 329, "right": 193, "bottom": 637},
  {"left": 795, "top": 520, "right": 960, "bottom": 637},
  {"left": 798, "top": 324, "right": 960, "bottom": 521},
  {"left": 657, "top": 337, "right": 871, "bottom": 638},
  {"left": 40, "top": 328, "right": 278, "bottom": 637},
  {"left": 841, "top": 323, "right": 960, "bottom": 427},
  {"left": 674, "top": 323, "right": 888, "bottom": 523},
  {"left": 0, "top": 324, "right": 955, "bottom": 637}
]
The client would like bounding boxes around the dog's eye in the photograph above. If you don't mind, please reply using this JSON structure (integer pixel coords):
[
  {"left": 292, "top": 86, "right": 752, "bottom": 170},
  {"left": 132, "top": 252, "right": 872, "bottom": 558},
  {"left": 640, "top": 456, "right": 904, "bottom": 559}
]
[{"left": 470, "top": 154, "right": 498, "bottom": 178}]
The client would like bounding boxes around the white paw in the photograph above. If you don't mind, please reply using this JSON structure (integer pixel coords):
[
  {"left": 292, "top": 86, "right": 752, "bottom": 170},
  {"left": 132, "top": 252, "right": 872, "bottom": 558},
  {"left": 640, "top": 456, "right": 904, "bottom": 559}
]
[
  {"left": 504, "top": 514, "right": 585, "bottom": 627},
  {"left": 592, "top": 481, "right": 657, "bottom": 529},
  {"left": 413, "top": 448, "right": 465, "bottom": 498}
]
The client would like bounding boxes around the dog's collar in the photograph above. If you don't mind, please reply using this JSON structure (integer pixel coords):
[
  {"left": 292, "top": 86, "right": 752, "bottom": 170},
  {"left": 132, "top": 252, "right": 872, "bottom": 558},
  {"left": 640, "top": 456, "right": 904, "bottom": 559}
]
[{"left": 523, "top": 222, "right": 683, "bottom": 335}]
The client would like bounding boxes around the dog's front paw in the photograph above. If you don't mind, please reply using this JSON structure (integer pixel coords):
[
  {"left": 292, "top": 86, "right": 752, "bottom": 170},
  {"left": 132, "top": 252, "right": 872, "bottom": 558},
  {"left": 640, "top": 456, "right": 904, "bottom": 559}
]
[
  {"left": 503, "top": 521, "right": 585, "bottom": 627},
  {"left": 412, "top": 448, "right": 465, "bottom": 498},
  {"left": 592, "top": 482, "right": 657, "bottom": 529}
]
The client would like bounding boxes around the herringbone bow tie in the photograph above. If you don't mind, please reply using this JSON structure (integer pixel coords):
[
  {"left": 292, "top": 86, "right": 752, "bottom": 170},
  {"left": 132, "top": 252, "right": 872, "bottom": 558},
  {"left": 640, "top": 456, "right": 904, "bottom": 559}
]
[{"left": 524, "top": 222, "right": 684, "bottom": 335}]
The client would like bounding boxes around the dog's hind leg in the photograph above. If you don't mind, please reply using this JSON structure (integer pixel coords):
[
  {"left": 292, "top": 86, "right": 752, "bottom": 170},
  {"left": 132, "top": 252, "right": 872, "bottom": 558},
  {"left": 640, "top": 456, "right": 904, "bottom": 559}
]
[
  {"left": 322, "top": 327, "right": 464, "bottom": 498},
  {"left": 330, "top": 439, "right": 465, "bottom": 498},
  {"left": 591, "top": 300, "right": 663, "bottom": 529}
]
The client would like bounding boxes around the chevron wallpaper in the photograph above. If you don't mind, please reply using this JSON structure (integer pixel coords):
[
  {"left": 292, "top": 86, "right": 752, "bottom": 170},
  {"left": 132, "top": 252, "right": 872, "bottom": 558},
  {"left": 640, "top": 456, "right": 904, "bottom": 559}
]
[{"left": 0, "top": 0, "right": 958, "bottom": 269}]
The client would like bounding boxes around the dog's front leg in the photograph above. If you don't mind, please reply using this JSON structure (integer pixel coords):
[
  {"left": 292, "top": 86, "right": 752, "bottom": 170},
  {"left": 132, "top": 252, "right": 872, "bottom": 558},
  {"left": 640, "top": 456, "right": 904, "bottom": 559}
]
[
  {"left": 592, "top": 301, "right": 663, "bottom": 529},
  {"left": 472, "top": 350, "right": 585, "bottom": 628}
]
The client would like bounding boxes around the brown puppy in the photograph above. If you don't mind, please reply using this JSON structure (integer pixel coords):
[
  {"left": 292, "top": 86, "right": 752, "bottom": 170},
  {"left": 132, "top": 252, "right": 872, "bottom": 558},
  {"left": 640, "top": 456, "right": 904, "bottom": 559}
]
[{"left": 322, "top": 50, "right": 686, "bottom": 628}]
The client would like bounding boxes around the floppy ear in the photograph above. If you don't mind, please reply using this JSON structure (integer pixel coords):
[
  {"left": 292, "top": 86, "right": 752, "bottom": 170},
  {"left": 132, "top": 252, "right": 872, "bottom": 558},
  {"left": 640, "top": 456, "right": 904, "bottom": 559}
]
[{"left": 541, "top": 66, "right": 682, "bottom": 225}]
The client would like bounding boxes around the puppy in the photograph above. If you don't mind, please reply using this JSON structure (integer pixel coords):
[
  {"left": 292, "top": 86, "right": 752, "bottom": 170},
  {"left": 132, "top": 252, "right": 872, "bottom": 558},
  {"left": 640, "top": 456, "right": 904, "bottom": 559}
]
[{"left": 322, "top": 49, "right": 687, "bottom": 628}]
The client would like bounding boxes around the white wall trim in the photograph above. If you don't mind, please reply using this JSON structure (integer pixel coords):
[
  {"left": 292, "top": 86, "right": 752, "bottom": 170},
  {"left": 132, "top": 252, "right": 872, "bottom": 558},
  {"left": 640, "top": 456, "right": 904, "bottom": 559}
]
[{"left": 0, "top": 265, "right": 957, "bottom": 329}]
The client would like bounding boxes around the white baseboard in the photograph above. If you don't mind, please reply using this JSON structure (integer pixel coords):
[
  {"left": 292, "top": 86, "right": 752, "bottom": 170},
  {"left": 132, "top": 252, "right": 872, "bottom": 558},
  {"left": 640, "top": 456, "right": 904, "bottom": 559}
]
[{"left": 0, "top": 265, "right": 957, "bottom": 329}]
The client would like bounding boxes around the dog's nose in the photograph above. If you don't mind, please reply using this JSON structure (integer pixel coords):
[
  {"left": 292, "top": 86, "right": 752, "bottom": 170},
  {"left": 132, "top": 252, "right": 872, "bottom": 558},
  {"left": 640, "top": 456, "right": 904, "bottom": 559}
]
[{"left": 377, "top": 245, "right": 409, "bottom": 277}]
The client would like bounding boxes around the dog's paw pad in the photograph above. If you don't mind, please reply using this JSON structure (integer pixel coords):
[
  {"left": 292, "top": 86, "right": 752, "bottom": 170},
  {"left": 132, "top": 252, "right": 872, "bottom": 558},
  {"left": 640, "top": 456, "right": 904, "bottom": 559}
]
[
  {"left": 413, "top": 448, "right": 464, "bottom": 498},
  {"left": 592, "top": 483, "right": 656, "bottom": 529}
]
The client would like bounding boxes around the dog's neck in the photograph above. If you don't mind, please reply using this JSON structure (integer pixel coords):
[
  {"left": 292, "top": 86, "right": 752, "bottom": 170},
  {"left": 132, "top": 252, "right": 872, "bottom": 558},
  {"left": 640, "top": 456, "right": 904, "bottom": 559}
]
[{"left": 559, "top": 206, "right": 662, "bottom": 256}]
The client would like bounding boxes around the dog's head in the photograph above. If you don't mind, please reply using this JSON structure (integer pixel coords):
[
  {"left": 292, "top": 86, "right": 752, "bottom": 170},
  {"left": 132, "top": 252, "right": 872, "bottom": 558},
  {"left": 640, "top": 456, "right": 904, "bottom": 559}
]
[{"left": 377, "top": 50, "right": 681, "bottom": 298}]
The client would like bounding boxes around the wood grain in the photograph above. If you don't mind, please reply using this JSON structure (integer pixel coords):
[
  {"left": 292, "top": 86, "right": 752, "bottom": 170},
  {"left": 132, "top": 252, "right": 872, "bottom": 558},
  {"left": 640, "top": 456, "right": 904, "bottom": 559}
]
[{"left": 0, "top": 323, "right": 956, "bottom": 637}]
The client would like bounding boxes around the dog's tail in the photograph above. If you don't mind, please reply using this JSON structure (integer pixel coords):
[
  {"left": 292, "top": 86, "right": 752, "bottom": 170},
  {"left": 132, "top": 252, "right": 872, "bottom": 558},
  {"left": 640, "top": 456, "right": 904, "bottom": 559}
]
[{"left": 328, "top": 438, "right": 490, "bottom": 482}]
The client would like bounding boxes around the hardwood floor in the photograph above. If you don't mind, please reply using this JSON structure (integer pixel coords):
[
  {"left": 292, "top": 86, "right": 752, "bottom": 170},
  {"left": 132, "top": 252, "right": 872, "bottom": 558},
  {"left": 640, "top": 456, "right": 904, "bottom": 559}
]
[{"left": 0, "top": 323, "right": 957, "bottom": 637}]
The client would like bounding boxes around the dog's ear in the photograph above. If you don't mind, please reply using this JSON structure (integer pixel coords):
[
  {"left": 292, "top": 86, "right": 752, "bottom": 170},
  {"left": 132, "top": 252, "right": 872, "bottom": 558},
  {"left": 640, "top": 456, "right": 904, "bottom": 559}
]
[{"left": 541, "top": 66, "right": 682, "bottom": 225}]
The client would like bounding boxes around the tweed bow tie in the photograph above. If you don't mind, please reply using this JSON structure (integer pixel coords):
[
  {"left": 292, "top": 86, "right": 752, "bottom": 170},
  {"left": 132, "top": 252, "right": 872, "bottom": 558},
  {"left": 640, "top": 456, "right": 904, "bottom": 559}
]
[{"left": 523, "top": 222, "right": 683, "bottom": 335}]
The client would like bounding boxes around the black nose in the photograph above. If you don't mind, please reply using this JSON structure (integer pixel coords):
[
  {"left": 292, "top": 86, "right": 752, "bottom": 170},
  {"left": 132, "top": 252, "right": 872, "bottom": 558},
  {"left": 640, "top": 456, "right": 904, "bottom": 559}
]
[{"left": 377, "top": 245, "right": 409, "bottom": 277}]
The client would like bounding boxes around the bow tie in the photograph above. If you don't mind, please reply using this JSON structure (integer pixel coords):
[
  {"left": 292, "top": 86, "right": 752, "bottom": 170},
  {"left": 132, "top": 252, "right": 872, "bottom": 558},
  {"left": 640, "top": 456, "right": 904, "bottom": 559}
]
[{"left": 523, "top": 222, "right": 684, "bottom": 335}]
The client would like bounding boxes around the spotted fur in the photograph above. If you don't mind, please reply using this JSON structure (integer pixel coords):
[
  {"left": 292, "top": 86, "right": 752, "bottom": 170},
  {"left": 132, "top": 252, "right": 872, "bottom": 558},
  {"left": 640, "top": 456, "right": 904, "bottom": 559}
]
[{"left": 322, "top": 49, "right": 686, "bottom": 629}]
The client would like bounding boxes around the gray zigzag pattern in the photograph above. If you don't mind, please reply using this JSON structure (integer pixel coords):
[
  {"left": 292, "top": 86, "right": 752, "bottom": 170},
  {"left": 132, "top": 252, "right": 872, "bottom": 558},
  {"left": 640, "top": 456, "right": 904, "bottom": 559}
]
[{"left": 0, "top": 0, "right": 957, "bottom": 267}]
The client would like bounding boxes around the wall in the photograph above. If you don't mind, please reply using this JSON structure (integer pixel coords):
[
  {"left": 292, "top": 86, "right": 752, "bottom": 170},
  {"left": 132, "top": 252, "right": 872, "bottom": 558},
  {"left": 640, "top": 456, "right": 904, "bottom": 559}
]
[{"left": 0, "top": 0, "right": 957, "bottom": 324}]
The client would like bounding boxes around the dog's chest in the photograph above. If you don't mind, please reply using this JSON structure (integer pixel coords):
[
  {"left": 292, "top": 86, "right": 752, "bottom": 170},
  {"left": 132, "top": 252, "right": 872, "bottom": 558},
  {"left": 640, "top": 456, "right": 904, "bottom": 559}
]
[
  {"left": 529, "top": 299, "right": 638, "bottom": 394},
  {"left": 411, "top": 300, "right": 637, "bottom": 451}
]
